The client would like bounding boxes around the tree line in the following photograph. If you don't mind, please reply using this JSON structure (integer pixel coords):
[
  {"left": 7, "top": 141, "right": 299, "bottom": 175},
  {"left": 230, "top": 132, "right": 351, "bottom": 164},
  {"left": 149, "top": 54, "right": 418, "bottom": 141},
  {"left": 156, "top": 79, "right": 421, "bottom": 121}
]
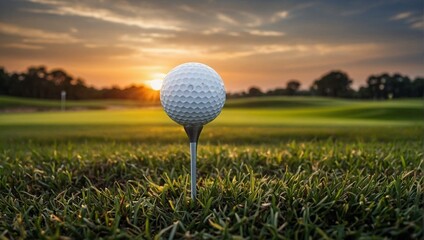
[
  {"left": 0, "top": 66, "right": 423, "bottom": 100},
  {"left": 229, "top": 70, "right": 424, "bottom": 99},
  {"left": 0, "top": 66, "right": 159, "bottom": 101}
]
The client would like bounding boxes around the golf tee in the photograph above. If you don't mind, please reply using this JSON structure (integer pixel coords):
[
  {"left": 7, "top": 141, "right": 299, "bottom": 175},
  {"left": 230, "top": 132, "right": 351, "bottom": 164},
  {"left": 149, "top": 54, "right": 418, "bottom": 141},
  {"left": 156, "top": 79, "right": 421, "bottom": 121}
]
[{"left": 190, "top": 142, "right": 197, "bottom": 200}]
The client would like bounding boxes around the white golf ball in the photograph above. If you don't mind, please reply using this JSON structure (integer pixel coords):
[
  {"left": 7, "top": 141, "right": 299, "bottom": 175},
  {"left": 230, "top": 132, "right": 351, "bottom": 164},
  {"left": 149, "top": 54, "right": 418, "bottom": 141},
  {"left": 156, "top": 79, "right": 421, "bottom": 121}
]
[{"left": 160, "top": 62, "right": 226, "bottom": 126}]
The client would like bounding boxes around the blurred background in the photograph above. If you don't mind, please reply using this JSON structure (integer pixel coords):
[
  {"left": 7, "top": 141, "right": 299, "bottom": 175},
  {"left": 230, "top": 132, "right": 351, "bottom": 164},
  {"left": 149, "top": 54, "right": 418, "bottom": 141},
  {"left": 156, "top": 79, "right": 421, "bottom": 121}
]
[
  {"left": 0, "top": 0, "right": 424, "bottom": 99},
  {"left": 0, "top": 0, "right": 422, "bottom": 141}
]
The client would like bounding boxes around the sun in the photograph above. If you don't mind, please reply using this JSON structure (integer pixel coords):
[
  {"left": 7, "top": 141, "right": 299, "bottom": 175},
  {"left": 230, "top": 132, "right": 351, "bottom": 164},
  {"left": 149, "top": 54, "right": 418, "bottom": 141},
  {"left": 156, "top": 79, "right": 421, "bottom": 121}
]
[
  {"left": 145, "top": 73, "right": 165, "bottom": 91},
  {"left": 147, "top": 79, "right": 163, "bottom": 91}
]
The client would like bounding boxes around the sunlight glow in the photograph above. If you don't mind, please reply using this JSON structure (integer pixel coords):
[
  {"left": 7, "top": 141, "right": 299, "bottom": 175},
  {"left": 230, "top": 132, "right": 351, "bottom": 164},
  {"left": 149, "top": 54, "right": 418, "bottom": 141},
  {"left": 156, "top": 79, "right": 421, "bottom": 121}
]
[
  {"left": 146, "top": 73, "right": 165, "bottom": 91},
  {"left": 146, "top": 79, "right": 163, "bottom": 91}
]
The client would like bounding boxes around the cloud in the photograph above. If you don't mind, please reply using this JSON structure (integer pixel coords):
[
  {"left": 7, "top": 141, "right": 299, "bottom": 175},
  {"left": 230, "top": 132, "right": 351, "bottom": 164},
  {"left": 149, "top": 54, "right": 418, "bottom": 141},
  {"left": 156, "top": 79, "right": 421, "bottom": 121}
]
[
  {"left": 140, "top": 33, "right": 175, "bottom": 38},
  {"left": 27, "top": 0, "right": 61, "bottom": 6},
  {"left": 390, "top": 11, "right": 423, "bottom": 30},
  {"left": 84, "top": 43, "right": 107, "bottom": 48},
  {"left": 179, "top": 5, "right": 197, "bottom": 13},
  {"left": 119, "top": 33, "right": 175, "bottom": 43},
  {"left": 0, "top": 0, "right": 418, "bottom": 91},
  {"left": 212, "top": 43, "right": 381, "bottom": 60},
  {"left": 0, "top": 22, "right": 79, "bottom": 44},
  {"left": 25, "top": 0, "right": 182, "bottom": 31},
  {"left": 391, "top": 12, "right": 412, "bottom": 20},
  {"left": 129, "top": 41, "right": 380, "bottom": 61},
  {"left": 410, "top": 20, "right": 424, "bottom": 29},
  {"left": 248, "top": 30, "right": 285, "bottom": 37},
  {"left": 120, "top": 35, "right": 154, "bottom": 43},
  {"left": 239, "top": 12, "right": 263, "bottom": 27},
  {"left": 271, "top": 11, "right": 289, "bottom": 23},
  {"left": 3, "top": 43, "right": 44, "bottom": 50},
  {"left": 202, "top": 27, "right": 225, "bottom": 35},
  {"left": 217, "top": 13, "right": 238, "bottom": 25},
  {"left": 311, "top": 43, "right": 379, "bottom": 55},
  {"left": 141, "top": 47, "right": 193, "bottom": 55}
]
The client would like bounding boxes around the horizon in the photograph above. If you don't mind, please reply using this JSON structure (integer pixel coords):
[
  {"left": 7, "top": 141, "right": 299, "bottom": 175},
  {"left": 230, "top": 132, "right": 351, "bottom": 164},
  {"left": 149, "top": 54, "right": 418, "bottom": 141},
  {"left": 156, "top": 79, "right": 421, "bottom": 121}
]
[
  {"left": 0, "top": 0, "right": 423, "bottom": 91},
  {"left": 2, "top": 64, "right": 422, "bottom": 93}
]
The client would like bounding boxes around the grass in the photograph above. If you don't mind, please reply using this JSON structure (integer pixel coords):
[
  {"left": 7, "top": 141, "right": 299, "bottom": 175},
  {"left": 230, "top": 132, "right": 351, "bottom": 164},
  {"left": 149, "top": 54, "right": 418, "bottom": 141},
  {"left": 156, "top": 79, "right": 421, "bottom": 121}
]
[
  {"left": 0, "top": 95, "right": 156, "bottom": 111},
  {"left": 0, "top": 97, "right": 423, "bottom": 239}
]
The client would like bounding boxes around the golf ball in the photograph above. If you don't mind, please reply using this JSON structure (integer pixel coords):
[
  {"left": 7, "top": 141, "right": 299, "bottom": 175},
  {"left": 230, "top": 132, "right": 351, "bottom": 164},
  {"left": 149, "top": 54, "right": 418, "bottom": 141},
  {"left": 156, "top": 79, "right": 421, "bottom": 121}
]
[{"left": 160, "top": 62, "right": 226, "bottom": 126}]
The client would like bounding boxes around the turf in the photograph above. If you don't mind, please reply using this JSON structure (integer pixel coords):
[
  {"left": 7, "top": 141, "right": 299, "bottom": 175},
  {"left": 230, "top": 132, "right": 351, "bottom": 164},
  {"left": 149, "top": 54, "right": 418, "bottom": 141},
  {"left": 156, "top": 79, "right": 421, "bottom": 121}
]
[
  {"left": 0, "top": 95, "right": 156, "bottom": 111},
  {"left": 0, "top": 97, "right": 423, "bottom": 239}
]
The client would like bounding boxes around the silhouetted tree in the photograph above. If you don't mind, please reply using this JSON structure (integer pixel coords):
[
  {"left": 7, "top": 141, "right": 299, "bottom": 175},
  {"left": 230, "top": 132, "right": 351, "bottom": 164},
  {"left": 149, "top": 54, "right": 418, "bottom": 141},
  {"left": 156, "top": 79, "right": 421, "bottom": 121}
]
[
  {"left": 366, "top": 73, "right": 412, "bottom": 99},
  {"left": 266, "top": 88, "right": 285, "bottom": 96},
  {"left": 286, "top": 80, "right": 301, "bottom": 96},
  {"left": 312, "top": 71, "right": 352, "bottom": 97},
  {"left": 357, "top": 86, "right": 371, "bottom": 99},
  {"left": 0, "top": 66, "right": 163, "bottom": 101},
  {"left": 2, "top": 65, "right": 422, "bottom": 101},
  {"left": 411, "top": 77, "right": 424, "bottom": 97},
  {"left": 248, "top": 87, "right": 263, "bottom": 97},
  {"left": 0, "top": 67, "right": 10, "bottom": 95},
  {"left": 367, "top": 74, "right": 384, "bottom": 99},
  {"left": 25, "top": 66, "right": 52, "bottom": 98}
]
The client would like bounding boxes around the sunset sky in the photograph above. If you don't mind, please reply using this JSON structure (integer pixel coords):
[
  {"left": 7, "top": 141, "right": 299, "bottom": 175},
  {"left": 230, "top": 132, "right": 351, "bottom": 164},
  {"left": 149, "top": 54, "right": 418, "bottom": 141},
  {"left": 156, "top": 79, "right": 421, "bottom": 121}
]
[{"left": 0, "top": 0, "right": 422, "bottom": 91}]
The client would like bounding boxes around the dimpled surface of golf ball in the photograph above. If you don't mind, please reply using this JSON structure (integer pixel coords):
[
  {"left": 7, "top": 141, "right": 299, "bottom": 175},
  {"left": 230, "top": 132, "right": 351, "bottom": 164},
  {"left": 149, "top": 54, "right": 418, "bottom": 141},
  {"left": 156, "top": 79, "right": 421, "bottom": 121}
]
[{"left": 160, "top": 62, "right": 226, "bottom": 126}]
